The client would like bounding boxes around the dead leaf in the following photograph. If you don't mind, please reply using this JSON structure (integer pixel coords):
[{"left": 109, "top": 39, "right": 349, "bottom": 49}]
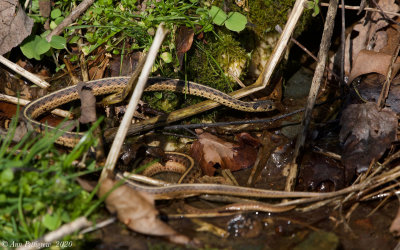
[
  {"left": 109, "top": 52, "right": 142, "bottom": 77},
  {"left": 0, "top": 0, "right": 34, "bottom": 55},
  {"left": 347, "top": 50, "right": 400, "bottom": 83},
  {"left": 190, "top": 130, "right": 260, "bottom": 176},
  {"left": 339, "top": 102, "right": 397, "bottom": 181},
  {"left": 371, "top": 0, "right": 399, "bottom": 31},
  {"left": 77, "top": 81, "right": 97, "bottom": 124},
  {"left": 175, "top": 26, "right": 194, "bottom": 67},
  {"left": 98, "top": 178, "right": 191, "bottom": 244},
  {"left": 390, "top": 203, "right": 400, "bottom": 236},
  {"left": 332, "top": 0, "right": 399, "bottom": 75}
]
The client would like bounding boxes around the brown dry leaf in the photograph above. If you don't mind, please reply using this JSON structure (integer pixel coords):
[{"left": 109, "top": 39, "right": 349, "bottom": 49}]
[
  {"left": 339, "top": 102, "right": 397, "bottom": 181},
  {"left": 175, "top": 26, "right": 194, "bottom": 67},
  {"left": 334, "top": 0, "right": 399, "bottom": 75},
  {"left": 98, "top": 178, "right": 191, "bottom": 244},
  {"left": 0, "top": 0, "right": 34, "bottom": 55},
  {"left": 190, "top": 130, "right": 260, "bottom": 176},
  {"left": 109, "top": 52, "right": 142, "bottom": 77},
  {"left": 372, "top": 0, "right": 399, "bottom": 31},
  {"left": 347, "top": 50, "right": 400, "bottom": 83},
  {"left": 77, "top": 81, "right": 97, "bottom": 124},
  {"left": 390, "top": 203, "right": 400, "bottom": 236}
]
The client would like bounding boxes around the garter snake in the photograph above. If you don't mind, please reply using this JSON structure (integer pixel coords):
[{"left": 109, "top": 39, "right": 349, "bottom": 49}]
[
  {"left": 22, "top": 77, "right": 275, "bottom": 147},
  {"left": 118, "top": 152, "right": 318, "bottom": 212},
  {"left": 21, "top": 78, "right": 322, "bottom": 207}
]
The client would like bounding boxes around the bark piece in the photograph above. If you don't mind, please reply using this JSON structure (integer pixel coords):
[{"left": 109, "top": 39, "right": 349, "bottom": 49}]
[{"left": 0, "top": 0, "right": 34, "bottom": 55}]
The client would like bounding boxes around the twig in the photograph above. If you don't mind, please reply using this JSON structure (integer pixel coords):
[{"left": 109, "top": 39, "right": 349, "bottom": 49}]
[
  {"left": 104, "top": 0, "right": 307, "bottom": 141},
  {"left": 275, "top": 24, "right": 341, "bottom": 81},
  {"left": 247, "top": 131, "right": 274, "bottom": 186},
  {"left": 319, "top": 3, "right": 400, "bottom": 17},
  {"left": 340, "top": 0, "right": 345, "bottom": 84},
  {"left": 0, "top": 93, "right": 71, "bottom": 118},
  {"left": 100, "top": 23, "right": 168, "bottom": 182},
  {"left": 285, "top": 0, "right": 339, "bottom": 192},
  {"left": 377, "top": 36, "right": 400, "bottom": 108},
  {"left": 79, "top": 217, "right": 117, "bottom": 234},
  {"left": 370, "top": 0, "right": 400, "bottom": 25},
  {"left": 16, "top": 217, "right": 91, "bottom": 250},
  {"left": 0, "top": 55, "right": 49, "bottom": 88},
  {"left": 45, "top": 0, "right": 95, "bottom": 42},
  {"left": 163, "top": 108, "right": 304, "bottom": 130}
]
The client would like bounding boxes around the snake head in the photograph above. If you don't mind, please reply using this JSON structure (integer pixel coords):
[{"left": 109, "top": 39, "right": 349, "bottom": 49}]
[{"left": 252, "top": 100, "right": 275, "bottom": 112}]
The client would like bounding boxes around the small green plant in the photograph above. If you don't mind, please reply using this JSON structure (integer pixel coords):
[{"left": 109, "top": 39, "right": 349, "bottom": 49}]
[
  {"left": 208, "top": 6, "right": 247, "bottom": 32},
  {"left": 22, "top": 0, "right": 248, "bottom": 61},
  {"left": 20, "top": 35, "right": 66, "bottom": 60},
  {"left": 305, "top": 0, "right": 320, "bottom": 17},
  {"left": 0, "top": 114, "right": 101, "bottom": 242}
]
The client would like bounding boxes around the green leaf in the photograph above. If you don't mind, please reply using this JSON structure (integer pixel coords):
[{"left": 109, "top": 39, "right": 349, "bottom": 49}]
[
  {"left": 225, "top": 12, "right": 247, "bottom": 32},
  {"left": 54, "top": 16, "right": 64, "bottom": 25},
  {"left": 42, "top": 213, "right": 61, "bottom": 230},
  {"left": 50, "top": 9, "right": 62, "bottom": 19},
  {"left": 50, "top": 35, "right": 66, "bottom": 49},
  {"left": 50, "top": 21, "right": 57, "bottom": 30},
  {"left": 160, "top": 52, "right": 172, "bottom": 63},
  {"left": 154, "top": 92, "right": 163, "bottom": 99},
  {"left": 305, "top": 1, "right": 315, "bottom": 9},
  {"left": 1, "top": 169, "right": 14, "bottom": 183},
  {"left": 20, "top": 36, "right": 51, "bottom": 60},
  {"left": 313, "top": 5, "right": 320, "bottom": 17},
  {"left": 209, "top": 6, "right": 227, "bottom": 26},
  {"left": 69, "top": 36, "right": 80, "bottom": 44},
  {"left": 41, "top": 30, "right": 51, "bottom": 38},
  {"left": 92, "top": 8, "right": 103, "bottom": 15},
  {"left": 56, "top": 64, "right": 65, "bottom": 72},
  {"left": 0, "top": 194, "right": 6, "bottom": 202}
]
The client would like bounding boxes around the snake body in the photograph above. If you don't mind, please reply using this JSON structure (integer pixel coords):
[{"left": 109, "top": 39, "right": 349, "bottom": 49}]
[{"left": 22, "top": 77, "right": 275, "bottom": 147}]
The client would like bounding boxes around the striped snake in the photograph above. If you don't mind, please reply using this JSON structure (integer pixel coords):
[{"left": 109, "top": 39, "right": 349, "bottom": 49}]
[
  {"left": 22, "top": 77, "right": 275, "bottom": 147},
  {"left": 20, "top": 77, "right": 312, "bottom": 210}
]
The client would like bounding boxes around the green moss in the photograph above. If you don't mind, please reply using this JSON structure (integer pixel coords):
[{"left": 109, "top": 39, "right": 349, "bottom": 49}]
[
  {"left": 248, "top": 0, "right": 296, "bottom": 35},
  {"left": 143, "top": 91, "right": 180, "bottom": 113},
  {"left": 187, "top": 30, "right": 247, "bottom": 92}
]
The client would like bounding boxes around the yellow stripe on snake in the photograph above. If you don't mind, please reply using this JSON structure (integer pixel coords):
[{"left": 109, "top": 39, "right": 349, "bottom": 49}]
[{"left": 22, "top": 77, "right": 275, "bottom": 147}]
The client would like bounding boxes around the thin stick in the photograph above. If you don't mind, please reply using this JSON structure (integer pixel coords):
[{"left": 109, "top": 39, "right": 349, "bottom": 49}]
[
  {"left": 320, "top": 3, "right": 400, "bottom": 17},
  {"left": 16, "top": 217, "right": 91, "bottom": 250},
  {"left": 275, "top": 24, "right": 341, "bottom": 81},
  {"left": 285, "top": 0, "right": 339, "bottom": 192},
  {"left": 79, "top": 217, "right": 117, "bottom": 234},
  {"left": 45, "top": 0, "right": 95, "bottom": 42},
  {"left": 100, "top": 23, "right": 168, "bottom": 182},
  {"left": 340, "top": 0, "right": 346, "bottom": 84},
  {"left": 370, "top": 0, "right": 400, "bottom": 25},
  {"left": 162, "top": 108, "right": 304, "bottom": 130},
  {"left": 0, "top": 55, "right": 49, "bottom": 88},
  {"left": 0, "top": 93, "right": 71, "bottom": 118},
  {"left": 377, "top": 37, "right": 400, "bottom": 108}
]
